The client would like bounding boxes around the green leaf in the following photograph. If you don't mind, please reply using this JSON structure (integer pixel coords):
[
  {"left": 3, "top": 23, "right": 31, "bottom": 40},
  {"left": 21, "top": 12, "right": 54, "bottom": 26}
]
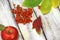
[
  {"left": 59, "top": 0, "right": 60, "bottom": 4},
  {"left": 23, "top": 0, "right": 42, "bottom": 7},
  {"left": 0, "top": 24, "right": 5, "bottom": 31},
  {"left": 40, "top": 0, "right": 52, "bottom": 15}
]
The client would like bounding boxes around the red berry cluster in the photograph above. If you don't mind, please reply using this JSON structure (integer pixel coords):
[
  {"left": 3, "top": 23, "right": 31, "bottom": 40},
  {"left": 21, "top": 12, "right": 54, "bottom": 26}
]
[{"left": 11, "top": 5, "right": 33, "bottom": 24}]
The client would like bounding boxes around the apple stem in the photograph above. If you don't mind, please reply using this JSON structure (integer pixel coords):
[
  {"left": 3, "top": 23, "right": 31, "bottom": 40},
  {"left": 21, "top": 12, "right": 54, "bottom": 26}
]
[
  {"left": 32, "top": 8, "right": 47, "bottom": 40},
  {"left": 7, "top": 30, "right": 11, "bottom": 34}
]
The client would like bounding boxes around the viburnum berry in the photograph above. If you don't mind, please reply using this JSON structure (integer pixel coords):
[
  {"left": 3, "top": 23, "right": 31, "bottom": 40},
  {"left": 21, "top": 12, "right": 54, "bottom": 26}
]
[{"left": 11, "top": 5, "right": 33, "bottom": 24}]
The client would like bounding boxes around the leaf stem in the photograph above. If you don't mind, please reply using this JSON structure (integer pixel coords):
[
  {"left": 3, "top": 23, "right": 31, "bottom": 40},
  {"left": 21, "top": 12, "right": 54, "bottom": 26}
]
[{"left": 57, "top": 6, "right": 60, "bottom": 11}]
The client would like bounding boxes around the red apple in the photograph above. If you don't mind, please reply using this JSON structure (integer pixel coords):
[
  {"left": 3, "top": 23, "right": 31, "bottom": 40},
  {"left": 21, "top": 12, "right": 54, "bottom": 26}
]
[{"left": 1, "top": 26, "right": 19, "bottom": 40}]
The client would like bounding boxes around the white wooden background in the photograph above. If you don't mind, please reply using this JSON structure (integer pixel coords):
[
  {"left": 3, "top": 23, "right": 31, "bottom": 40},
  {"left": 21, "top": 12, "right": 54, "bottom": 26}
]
[{"left": 0, "top": 0, "right": 60, "bottom": 40}]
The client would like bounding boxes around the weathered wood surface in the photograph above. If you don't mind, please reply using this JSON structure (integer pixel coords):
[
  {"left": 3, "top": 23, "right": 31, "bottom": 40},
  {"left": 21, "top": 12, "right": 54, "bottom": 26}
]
[{"left": 0, "top": 0, "right": 60, "bottom": 40}]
